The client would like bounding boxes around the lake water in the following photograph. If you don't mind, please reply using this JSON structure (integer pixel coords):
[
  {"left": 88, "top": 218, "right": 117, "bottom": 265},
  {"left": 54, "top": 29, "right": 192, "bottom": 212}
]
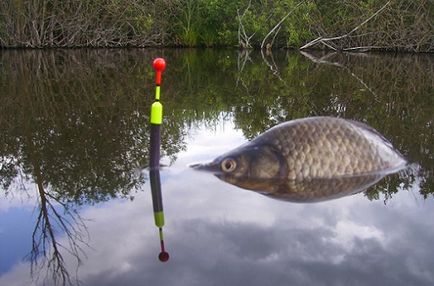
[{"left": 0, "top": 49, "right": 433, "bottom": 286}]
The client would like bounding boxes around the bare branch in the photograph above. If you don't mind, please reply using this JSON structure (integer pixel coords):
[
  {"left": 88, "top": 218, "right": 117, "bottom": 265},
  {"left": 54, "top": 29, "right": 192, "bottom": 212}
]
[
  {"left": 260, "top": 49, "right": 283, "bottom": 81},
  {"left": 27, "top": 171, "right": 88, "bottom": 286},
  {"left": 300, "top": 1, "right": 391, "bottom": 51},
  {"left": 237, "top": 0, "right": 254, "bottom": 49},
  {"left": 300, "top": 51, "right": 380, "bottom": 101}
]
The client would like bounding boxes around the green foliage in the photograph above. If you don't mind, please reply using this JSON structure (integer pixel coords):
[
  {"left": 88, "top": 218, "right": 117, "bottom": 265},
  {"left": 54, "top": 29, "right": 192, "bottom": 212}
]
[
  {"left": 0, "top": 0, "right": 432, "bottom": 51},
  {"left": 170, "top": 0, "right": 241, "bottom": 47}
]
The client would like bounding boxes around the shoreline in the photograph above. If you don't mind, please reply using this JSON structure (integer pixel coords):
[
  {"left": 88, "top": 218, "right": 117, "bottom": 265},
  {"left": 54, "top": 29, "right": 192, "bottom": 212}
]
[{"left": 1, "top": 46, "right": 434, "bottom": 55}]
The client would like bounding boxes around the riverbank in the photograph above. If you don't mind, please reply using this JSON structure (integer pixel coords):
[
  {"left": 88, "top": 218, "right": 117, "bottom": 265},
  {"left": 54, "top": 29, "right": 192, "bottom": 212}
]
[{"left": 1, "top": 0, "right": 433, "bottom": 52}]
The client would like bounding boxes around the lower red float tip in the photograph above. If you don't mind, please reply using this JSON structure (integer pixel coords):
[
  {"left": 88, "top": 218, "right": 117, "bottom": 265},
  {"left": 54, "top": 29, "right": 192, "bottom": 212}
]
[{"left": 158, "top": 251, "right": 169, "bottom": 262}]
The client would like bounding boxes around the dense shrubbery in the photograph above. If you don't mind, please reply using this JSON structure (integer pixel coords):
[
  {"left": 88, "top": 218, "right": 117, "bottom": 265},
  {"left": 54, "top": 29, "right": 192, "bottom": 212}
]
[{"left": 0, "top": 0, "right": 433, "bottom": 51}]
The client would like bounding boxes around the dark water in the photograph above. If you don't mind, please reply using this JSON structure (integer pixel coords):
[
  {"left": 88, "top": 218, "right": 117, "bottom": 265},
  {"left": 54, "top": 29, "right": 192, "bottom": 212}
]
[{"left": 0, "top": 49, "right": 433, "bottom": 286}]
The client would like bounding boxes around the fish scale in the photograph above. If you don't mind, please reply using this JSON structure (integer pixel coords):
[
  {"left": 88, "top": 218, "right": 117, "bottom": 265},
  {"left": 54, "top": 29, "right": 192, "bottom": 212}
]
[{"left": 250, "top": 117, "right": 404, "bottom": 179}]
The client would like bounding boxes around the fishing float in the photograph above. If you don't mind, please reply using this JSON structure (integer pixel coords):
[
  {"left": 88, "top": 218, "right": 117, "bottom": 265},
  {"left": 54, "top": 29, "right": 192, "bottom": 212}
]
[
  {"left": 149, "top": 58, "right": 165, "bottom": 170},
  {"left": 149, "top": 57, "right": 169, "bottom": 262}
]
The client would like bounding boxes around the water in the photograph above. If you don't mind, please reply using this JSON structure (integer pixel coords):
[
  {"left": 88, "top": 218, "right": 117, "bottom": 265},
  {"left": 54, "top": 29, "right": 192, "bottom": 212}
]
[{"left": 0, "top": 49, "right": 433, "bottom": 286}]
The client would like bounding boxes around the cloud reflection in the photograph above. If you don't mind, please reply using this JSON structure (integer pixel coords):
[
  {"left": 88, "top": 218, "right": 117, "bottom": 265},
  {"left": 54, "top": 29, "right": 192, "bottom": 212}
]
[
  {"left": 4, "top": 172, "right": 434, "bottom": 286},
  {"left": 1, "top": 125, "right": 434, "bottom": 286}
]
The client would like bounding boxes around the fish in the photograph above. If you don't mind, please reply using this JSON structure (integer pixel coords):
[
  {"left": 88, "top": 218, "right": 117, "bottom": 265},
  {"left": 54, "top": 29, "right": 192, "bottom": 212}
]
[{"left": 191, "top": 116, "right": 407, "bottom": 202}]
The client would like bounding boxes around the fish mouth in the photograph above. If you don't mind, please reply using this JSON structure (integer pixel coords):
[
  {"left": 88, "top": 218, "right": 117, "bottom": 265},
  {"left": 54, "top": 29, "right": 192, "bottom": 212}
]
[{"left": 189, "top": 161, "right": 221, "bottom": 173}]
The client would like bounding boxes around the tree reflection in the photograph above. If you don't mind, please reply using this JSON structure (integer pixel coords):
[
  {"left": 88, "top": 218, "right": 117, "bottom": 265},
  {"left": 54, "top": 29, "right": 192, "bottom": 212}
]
[
  {"left": 0, "top": 50, "right": 186, "bottom": 202},
  {"left": 29, "top": 165, "right": 87, "bottom": 286},
  {"left": 1, "top": 49, "right": 433, "bottom": 202},
  {"left": 0, "top": 50, "right": 190, "bottom": 284}
]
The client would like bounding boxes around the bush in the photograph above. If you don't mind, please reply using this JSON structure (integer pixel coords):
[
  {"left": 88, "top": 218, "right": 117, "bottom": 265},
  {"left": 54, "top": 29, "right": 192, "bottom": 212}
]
[{"left": 0, "top": 0, "right": 432, "bottom": 52}]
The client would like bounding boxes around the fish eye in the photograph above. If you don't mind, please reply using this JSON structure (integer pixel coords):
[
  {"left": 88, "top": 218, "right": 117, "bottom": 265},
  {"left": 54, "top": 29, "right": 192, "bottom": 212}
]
[{"left": 221, "top": 158, "right": 237, "bottom": 172}]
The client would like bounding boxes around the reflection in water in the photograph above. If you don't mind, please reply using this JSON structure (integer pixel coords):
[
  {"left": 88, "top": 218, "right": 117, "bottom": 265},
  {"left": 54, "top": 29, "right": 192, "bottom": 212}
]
[
  {"left": 233, "top": 51, "right": 433, "bottom": 199},
  {"left": 0, "top": 49, "right": 433, "bottom": 285},
  {"left": 22, "top": 138, "right": 87, "bottom": 285},
  {"left": 0, "top": 49, "right": 432, "bottom": 202},
  {"left": 30, "top": 174, "right": 86, "bottom": 286},
  {"left": 149, "top": 169, "right": 169, "bottom": 262},
  {"left": 0, "top": 50, "right": 184, "bottom": 284},
  {"left": 215, "top": 174, "right": 386, "bottom": 203}
]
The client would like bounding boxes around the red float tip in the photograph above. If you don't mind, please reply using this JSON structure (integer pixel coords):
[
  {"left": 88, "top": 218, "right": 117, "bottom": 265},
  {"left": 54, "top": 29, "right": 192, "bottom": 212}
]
[
  {"left": 153, "top": 58, "right": 166, "bottom": 72},
  {"left": 158, "top": 251, "right": 170, "bottom": 262}
]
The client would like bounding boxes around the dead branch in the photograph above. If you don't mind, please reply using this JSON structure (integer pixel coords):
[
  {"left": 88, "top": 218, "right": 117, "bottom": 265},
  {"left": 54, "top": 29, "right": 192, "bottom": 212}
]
[
  {"left": 237, "top": 0, "right": 255, "bottom": 49},
  {"left": 300, "top": 1, "right": 391, "bottom": 51},
  {"left": 29, "top": 179, "right": 89, "bottom": 286},
  {"left": 236, "top": 49, "right": 253, "bottom": 89},
  {"left": 300, "top": 51, "right": 379, "bottom": 101},
  {"left": 260, "top": 49, "right": 283, "bottom": 81}
]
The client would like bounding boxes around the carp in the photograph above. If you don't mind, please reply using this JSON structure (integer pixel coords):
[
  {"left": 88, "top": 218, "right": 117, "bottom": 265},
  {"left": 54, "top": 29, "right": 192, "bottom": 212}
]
[{"left": 191, "top": 117, "right": 407, "bottom": 202}]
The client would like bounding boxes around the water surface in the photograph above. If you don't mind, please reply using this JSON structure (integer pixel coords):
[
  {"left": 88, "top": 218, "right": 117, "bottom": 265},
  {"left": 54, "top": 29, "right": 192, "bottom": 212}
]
[{"left": 0, "top": 49, "right": 433, "bottom": 286}]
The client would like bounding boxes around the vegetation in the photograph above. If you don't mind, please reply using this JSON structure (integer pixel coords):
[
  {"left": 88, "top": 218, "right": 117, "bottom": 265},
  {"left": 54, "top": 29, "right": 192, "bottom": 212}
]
[{"left": 0, "top": 0, "right": 432, "bottom": 52}]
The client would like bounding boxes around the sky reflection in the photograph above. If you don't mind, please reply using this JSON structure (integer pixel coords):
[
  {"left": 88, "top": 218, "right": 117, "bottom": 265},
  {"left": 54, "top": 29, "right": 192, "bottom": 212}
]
[{"left": 1, "top": 122, "right": 433, "bottom": 286}]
